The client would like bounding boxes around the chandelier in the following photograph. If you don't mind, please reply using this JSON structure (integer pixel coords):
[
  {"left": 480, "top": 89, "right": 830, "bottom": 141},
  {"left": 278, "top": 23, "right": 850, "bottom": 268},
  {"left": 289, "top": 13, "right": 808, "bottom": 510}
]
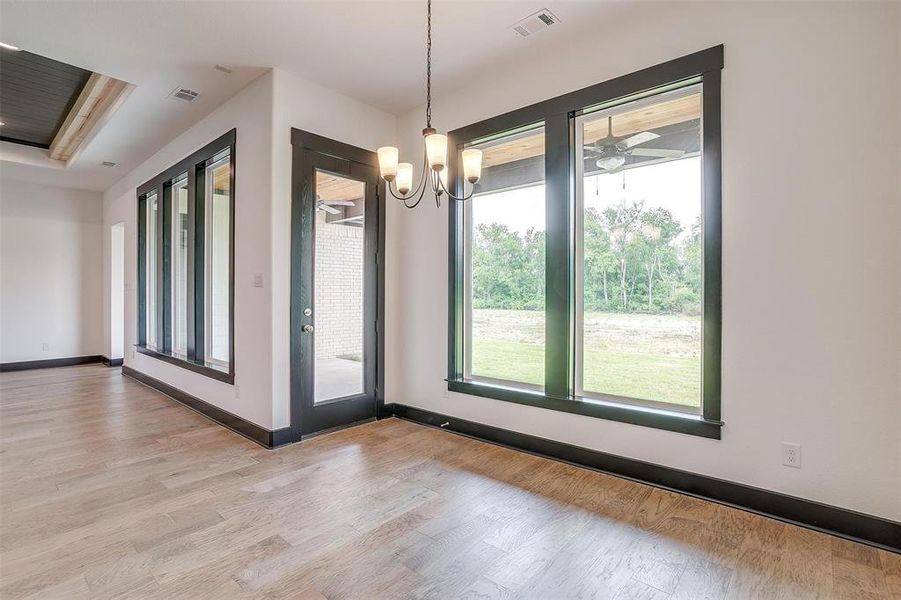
[{"left": 376, "top": 0, "right": 483, "bottom": 208}]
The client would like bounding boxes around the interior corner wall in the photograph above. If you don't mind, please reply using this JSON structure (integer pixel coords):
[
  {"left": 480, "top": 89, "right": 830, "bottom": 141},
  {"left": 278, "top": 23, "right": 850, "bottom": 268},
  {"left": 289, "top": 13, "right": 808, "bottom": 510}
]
[
  {"left": 0, "top": 178, "right": 103, "bottom": 363},
  {"left": 98, "top": 66, "right": 396, "bottom": 432},
  {"left": 391, "top": 1, "right": 901, "bottom": 521},
  {"left": 102, "top": 71, "right": 276, "bottom": 429},
  {"left": 268, "top": 68, "right": 396, "bottom": 429}
]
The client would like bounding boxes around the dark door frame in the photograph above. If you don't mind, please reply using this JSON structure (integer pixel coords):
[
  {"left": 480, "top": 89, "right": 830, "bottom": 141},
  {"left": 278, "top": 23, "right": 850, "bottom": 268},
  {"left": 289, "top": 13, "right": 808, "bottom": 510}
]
[{"left": 289, "top": 129, "right": 387, "bottom": 441}]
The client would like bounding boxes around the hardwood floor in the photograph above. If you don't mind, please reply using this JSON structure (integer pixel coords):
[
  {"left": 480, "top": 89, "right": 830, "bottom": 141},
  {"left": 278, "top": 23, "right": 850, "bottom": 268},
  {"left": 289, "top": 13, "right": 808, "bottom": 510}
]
[{"left": 1, "top": 365, "right": 897, "bottom": 599}]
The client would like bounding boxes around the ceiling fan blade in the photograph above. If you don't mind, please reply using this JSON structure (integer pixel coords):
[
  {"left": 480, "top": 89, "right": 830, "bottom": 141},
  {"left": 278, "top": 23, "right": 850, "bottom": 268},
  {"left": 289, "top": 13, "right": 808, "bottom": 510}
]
[
  {"left": 629, "top": 148, "right": 685, "bottom": 158},
  {"left": 323, "top": 200, "right": 355, "bottom": 207},
  {"left": 317, "top": 202, "right": 341, "bottom": 215},
  {"left": 619, "top": 131, "right": 660, "bottom": 149},
  {"left": 596, "top": 156, "right": 626, "bottom": 171}
]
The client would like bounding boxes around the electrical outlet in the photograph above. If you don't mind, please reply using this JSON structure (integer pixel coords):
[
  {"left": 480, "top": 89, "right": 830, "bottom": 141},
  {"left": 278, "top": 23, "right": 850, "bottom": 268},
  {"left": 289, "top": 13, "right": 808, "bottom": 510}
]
[
  {"left": 782, "top": 442, "right": 801, "bottom": 468},
  {"left": 41, "top": 343, "right": 50, "bottom": 352},
  {"left": 253, "top": 273, "right": 264, "bottom": 288}
]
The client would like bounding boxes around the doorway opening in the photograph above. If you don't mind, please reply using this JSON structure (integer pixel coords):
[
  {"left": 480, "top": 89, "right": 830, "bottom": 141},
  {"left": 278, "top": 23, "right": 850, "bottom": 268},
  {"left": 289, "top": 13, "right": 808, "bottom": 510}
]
[{"left": 110, "top": 222, "right": 125, "bottom": 365}]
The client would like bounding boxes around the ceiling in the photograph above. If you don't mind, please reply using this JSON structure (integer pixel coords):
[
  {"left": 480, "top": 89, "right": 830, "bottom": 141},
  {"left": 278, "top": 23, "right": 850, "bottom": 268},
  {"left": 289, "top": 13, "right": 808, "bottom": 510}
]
[{"left": 0, "top": 1, "right": 623, "bottom": 191}]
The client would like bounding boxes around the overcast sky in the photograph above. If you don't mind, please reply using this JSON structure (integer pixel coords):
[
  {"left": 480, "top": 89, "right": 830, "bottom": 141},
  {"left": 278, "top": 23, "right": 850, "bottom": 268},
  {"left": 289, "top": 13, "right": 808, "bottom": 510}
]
[{"left": 472, "top": 156, "right": 701, "bottom": 242}]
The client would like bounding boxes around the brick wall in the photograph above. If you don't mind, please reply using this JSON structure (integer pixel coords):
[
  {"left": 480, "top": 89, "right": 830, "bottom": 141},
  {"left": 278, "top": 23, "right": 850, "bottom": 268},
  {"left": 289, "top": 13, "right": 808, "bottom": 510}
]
[{"left": 314, "top": 214, "right": 364, "bottom": 360}]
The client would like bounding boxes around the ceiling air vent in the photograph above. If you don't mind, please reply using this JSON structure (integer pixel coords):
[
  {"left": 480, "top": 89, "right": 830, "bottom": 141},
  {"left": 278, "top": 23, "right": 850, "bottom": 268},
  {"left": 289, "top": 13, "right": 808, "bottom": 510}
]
[
  {"left": 213, "top": 64, "right": 233, "bottom": 74},
  {"left": 170, "top": 87, "right": 199, "bottom": 103},
  {"left": 511, "top": 9, "right": 559, "bottom": 38},
  {"left": 101, "top": 161, "right": 118, "bottom": 167}
]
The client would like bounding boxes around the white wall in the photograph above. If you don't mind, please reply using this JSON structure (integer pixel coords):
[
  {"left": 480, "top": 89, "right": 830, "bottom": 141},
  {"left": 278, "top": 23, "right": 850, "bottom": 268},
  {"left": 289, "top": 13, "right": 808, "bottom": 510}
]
[
  {"left": 389, "top": 2, "right": 900, "bottom": 520},
  {"left": 101, "top": 67, "right": 396, "bottom": 431},
  {"left": 0, "top": 179, "right": 103, "bottom": 362},
  {"left": 103, "top": 71, "right": 277, "bottom": 428}
]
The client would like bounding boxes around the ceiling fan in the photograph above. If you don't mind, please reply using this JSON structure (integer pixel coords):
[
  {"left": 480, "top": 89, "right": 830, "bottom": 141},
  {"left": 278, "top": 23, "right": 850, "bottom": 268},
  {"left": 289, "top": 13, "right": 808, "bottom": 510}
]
[
  {"left": 584, "top": 116, "right": 685, "bottom": 172},
  {"left": 316, "top": 198, "right": 355, "bottom": 215}
]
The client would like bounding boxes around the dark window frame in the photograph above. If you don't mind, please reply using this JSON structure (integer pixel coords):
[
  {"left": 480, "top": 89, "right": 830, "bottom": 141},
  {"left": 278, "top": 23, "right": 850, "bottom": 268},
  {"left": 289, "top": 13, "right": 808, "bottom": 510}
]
[
  {"left": 447, "top": 47, "right": 723, "bottom": 439},
  {"left": 136, "top": 129, "right": 236, "bottom": 384}
]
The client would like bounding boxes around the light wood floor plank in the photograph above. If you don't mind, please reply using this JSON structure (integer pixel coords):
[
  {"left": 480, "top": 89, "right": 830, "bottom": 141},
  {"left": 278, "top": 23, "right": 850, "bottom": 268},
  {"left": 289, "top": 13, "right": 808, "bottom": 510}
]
[{"left": 0, "top": 365, "right": 896, "bottom": 599}]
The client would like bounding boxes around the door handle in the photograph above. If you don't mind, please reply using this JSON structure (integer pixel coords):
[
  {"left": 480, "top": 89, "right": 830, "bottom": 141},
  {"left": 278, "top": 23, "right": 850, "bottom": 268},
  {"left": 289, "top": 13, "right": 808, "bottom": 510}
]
[{"left": 302, "top": 324, "right": 314, "bottom": 334}]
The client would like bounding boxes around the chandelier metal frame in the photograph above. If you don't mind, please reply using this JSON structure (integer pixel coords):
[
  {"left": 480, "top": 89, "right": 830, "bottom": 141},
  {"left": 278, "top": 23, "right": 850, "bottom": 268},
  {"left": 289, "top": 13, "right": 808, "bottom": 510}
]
[{"left": 377, "top": 0, "right": 483, "bottom": 209}]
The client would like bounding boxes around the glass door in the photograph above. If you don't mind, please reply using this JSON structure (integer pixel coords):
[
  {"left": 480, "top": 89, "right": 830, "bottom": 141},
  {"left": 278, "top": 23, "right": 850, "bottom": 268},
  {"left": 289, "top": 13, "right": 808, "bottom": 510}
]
[
  {"left": 291, "top": 133, "right": 382, "bottom": 438},
  {"left": 312, "top": 169, "right": 367, "bottom": 403}
]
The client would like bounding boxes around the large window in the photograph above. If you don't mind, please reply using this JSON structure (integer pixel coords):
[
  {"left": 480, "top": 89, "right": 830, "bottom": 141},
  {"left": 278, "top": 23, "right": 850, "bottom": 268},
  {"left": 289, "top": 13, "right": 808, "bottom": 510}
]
[
  {"left": 448, "top": 48, "right": 722, "bottom": 438},
  {"left": 144, "top": 190, "right": 159, "bottom": 350},
  {"left": 464, "top": 125, "right": 546, "bottom": 389},
  {"left": 137, "top": 130, "right": 235, "bottom": 383},
  {"left": 204, "top": 151, "right": 231, "bottom": 368},
  {"left": 171, "top": 175, "right": 189, "bottom": 357},
  {"left": 575, "top": 85, "right": 702, "bottom": 412}
]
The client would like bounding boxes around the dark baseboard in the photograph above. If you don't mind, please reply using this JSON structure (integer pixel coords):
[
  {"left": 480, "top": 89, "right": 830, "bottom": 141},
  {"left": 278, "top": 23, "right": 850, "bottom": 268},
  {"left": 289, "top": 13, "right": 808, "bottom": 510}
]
[
  {"left": 101, "top": 356, "right": 124, "bottom": 367},
  {"left": 122, "top": 366, "right": 292, "bottom": 449},
  {"left": 0, "top": 355, "right": 102, "bottom": 372},
  {"left": 390, "top": 403, "right": 900, "bottom": 554}
]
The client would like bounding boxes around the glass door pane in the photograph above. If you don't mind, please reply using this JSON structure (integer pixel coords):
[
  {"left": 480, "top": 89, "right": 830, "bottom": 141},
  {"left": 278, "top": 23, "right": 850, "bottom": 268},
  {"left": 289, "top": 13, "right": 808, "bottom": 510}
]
[{"left": 313, "top": 170, "right": 366, "bottom": 403}]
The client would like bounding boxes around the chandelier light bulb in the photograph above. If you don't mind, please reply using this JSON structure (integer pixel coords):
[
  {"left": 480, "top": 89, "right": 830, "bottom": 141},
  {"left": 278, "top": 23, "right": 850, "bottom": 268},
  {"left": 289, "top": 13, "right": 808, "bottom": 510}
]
[
  {"left": 377, "top": 146, "right": 399, "bottom": 181},
  {"left": 461, "top": 148, "right": 482, "bottom": 184},
  {"left": 425, "top": 133, "right": 448, "bottom": 171},
  {"left": 396, "top": 163, "right": 414, "bottom": 195}
]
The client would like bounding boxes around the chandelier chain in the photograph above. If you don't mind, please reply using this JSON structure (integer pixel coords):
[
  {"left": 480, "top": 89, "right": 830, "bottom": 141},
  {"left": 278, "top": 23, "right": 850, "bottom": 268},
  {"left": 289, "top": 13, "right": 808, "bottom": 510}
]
[
  {"left": 426, "top": 0, "right": 432, "bottom": 128},
  {"left": 381, "top": 0, "right": 479, "bottom": 206}
]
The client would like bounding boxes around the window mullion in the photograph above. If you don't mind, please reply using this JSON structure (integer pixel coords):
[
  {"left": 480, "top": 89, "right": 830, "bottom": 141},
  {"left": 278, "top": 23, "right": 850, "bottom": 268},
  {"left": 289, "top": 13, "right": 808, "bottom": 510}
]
[
  {"left": 227, "top": 148, "right": 236, "bottom": 374},
  {"left": 544, "top": 112, "right": 572, "bottom": 400},
  {"left": 137, "top": 195, "right": 147, "bottom": 348},
  {"left": 446, "top": 139, "right": 464, "bottom": 382},
  {"left": 701, "top": 69, "right": 722, "bottom": 423}
]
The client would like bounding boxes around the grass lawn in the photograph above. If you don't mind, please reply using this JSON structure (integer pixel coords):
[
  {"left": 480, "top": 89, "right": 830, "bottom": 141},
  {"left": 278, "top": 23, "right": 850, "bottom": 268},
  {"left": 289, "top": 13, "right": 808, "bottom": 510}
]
[{"left": 471, "top": 309, "right": 701, "bottom": 408}]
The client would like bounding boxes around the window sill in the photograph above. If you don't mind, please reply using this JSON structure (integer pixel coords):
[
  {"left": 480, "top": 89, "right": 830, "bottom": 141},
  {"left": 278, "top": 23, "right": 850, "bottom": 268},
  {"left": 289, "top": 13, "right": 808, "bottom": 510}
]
[
  {"left": 135, "top": 345, "right": 234, "bottom": 384},
  {"left": 446, "top": 379, "right": 722, "bottom": 439}
]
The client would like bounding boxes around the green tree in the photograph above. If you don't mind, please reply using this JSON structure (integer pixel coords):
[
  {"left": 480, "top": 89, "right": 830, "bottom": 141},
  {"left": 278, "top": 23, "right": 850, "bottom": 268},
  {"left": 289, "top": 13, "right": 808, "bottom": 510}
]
[
  {"left": 583, "top": 208, "right": 617, "bottom": 310},
  {"left": 472, "top": 223, "right": 544, "bottom": 310},
  {"left": 637, "top": 207, "right": 682, "bottom": 311},
  {"left": 603, "top": 201, "right": 644, "bottom": 311},
  {"left": 472, "top": 201, "right": 701, "bottom": 316},
  {"left": 677, "top": 215, "right": 703, "bottom": 314}
]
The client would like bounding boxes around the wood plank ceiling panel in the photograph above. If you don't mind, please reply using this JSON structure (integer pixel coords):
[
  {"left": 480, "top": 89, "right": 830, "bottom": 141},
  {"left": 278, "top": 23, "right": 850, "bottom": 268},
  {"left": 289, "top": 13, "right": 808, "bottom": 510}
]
[{"left": 0, "top": 47, "right": 92, "bottom": 148}]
